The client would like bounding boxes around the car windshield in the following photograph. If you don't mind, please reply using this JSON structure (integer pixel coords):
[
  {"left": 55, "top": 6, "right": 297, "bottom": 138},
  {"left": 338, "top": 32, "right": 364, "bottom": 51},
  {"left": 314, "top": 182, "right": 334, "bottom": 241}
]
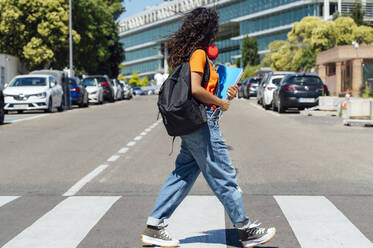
[
  {"left": 82, "top": 78, "right": 97, "bottom": 86},
  {"left": 69, "top": 79, "right": 78, "bottom": 86},
  {"left": 250, "top": 78, "right": 261, "bottom": 84},
  {"left": 272, "top": 78, "right": 282, "bottom": 85},
  {"left": 290, "top": 76, "right": 322, "bottom": 86},
  {"left": 9, "top": 77, "right": 47, "bottom": 87},
  {"left": 133, "top": 87, "right": 141, "bottom": 90}
]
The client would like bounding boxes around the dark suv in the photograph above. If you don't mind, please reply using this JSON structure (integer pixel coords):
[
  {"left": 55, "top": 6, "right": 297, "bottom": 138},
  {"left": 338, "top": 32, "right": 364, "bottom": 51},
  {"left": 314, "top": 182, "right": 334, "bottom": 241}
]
[
  {"left": 0, "top": 90, "right": 4, "bottom": 124},
  {"left": 272, "top": 73, "right": 325, "bottom": 113},
  {"left": 84, "top": 75, "right": 114, "bottom": 102}
]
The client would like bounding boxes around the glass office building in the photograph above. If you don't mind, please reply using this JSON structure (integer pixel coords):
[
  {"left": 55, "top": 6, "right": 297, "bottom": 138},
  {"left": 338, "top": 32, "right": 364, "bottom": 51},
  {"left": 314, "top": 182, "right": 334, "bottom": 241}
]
[{"left": 119, "top": 0, "right": 373, "bottom": 79}]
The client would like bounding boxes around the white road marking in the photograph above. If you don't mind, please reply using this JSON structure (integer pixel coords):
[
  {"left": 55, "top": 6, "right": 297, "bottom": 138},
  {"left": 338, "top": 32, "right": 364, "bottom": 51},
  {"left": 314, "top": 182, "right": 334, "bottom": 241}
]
[
  {"left": 274, "top": 196, "right": 373, "bottom": 248},
  {"left": 127, "top": 141, "right": 136, "bottom": 147},
  {"left": 107, "top": 155, "right": 120, "bottom": 162},
  {"left": 145, "top": 128, "right": 152, "bottom": 132},
  {"left": 134, "top": 136, "right": 142, "bottom": 141},
  {"left": 140, "top": 132, "right": 147, "bottom": 136},
  {"left": 10, "top": 114, "right": 49, "bottom": 123},
  {"left": 118, "top": 147, "right": 129, "bottom": 154},
  {"left": 63, "top": 165, "right": 109, "bottom": 196},
  {"left": 2, "top": 196, "right": 120, "bottom": 248},
  {"left": 0, "top": 196, "right": 20, "bottom": 208},
  {"left": 168, "top": 196, "right": 226, "bottom": 247}
]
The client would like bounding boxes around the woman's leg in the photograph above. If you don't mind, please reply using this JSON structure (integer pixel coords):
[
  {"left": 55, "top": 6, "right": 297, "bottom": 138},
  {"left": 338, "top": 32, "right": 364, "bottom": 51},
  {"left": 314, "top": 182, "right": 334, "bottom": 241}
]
[
  {"left": 182, "top": 111, "right": 249, "bottom": 227},
  {"left": 147, "top": 140, "right": 201, "bottom": 227}
]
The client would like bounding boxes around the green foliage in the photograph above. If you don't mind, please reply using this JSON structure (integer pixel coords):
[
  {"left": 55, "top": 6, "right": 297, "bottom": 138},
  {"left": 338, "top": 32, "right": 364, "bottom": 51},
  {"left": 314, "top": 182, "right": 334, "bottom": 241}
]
[
  {"left": 263, "top": 16, "right": 373, "bottom": 72},
  {"left": 350, "top": 1, "right": 366, "bottom": 26},
  {"left": 129, "top": 71, "right": 140, "bottom": 86},
  {"left": 139, "top": 76, "right": 149, "bottom": 87},
  {"left": 361, "top": 83, "right": 373, "bottom": 98},
  {"left": 234, "top": 58, "right": 241, "bottom": 68},
  {"left": 72, "top": 0, "right": 125, "bottom": 77},
  {"left": 241, "top": 36, "right": 259, "bottom": 68},
  {"left": 242, "top": 64, "right": 260, "bottom": 79},
  {"left": 0, "top": 0, "right": 124, "bottom": 75},
  {"left": 0, "top": 0, "right": 80, "bottom": 70}
]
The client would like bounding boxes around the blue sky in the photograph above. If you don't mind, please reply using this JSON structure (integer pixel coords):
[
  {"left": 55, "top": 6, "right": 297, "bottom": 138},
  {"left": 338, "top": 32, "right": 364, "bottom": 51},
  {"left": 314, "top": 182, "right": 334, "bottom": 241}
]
[{"left": 119, "top": 0, "right": 163, "bottom": 20}]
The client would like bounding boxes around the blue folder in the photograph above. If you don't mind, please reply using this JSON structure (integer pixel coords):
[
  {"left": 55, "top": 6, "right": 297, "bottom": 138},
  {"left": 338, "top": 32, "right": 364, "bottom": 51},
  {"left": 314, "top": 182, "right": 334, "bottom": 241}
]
[{"left": 216, "top": 65, "right": 243, "bottom": 99}]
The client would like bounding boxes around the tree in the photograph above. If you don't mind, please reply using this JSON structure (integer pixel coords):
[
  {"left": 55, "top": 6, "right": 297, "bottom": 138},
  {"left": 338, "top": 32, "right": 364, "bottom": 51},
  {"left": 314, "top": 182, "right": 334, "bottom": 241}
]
[
  {"left": 350, "top": 0, "right": 366, "bottom": 26},
  {"left": 139, "top": 76, "right": 149, "bottom": 87},
  {"left": 72, "top": 0, "right": 125, "bottom": 77},
  {"left": 129, "top": 71, "right": 140, "bottom": 86},
  {"left": 241, "top": 36, "right": 259, "bottom": 68},
  {"left": 0, "top": 0, "right": 80, "bottom": 70}
]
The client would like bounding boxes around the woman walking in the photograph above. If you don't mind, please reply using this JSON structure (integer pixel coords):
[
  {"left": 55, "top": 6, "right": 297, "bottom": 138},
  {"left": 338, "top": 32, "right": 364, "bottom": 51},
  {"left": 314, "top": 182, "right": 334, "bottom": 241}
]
[{"left": 141, "top": 7, "right": 276, "bottom": 248}]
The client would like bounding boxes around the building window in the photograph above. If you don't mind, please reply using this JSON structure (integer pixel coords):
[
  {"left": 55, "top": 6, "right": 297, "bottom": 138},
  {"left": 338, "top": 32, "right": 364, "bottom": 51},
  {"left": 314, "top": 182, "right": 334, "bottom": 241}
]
[{"left": 327, "top": 63, "right": 336, "bottom": 76}]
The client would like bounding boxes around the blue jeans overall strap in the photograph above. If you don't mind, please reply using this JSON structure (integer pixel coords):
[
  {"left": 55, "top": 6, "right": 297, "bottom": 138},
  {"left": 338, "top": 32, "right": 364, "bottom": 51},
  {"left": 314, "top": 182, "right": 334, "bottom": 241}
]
[{"left": 147, "top": 108, "right": 250, "bottom": 228}]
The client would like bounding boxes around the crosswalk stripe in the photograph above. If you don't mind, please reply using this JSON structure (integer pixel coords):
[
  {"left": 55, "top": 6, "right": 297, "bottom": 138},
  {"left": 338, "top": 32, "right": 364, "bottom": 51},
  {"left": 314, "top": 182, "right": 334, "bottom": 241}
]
[
  {"left": 168, "top": 195, "right": 226, "bottom": 247},
  {"left": 2, "top": 196, "right": 120, "bottom": 248},
  {"left": 0, "top": 196, "right": 20, "bottom": 208},
  {"left": 274, "top": 196, "right": 373, "bottom": 248}
]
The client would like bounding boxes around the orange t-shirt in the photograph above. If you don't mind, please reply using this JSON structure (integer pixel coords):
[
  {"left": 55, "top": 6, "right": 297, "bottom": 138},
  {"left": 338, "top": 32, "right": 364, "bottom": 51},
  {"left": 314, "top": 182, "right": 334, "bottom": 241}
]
[{"left": 189, "top": 49, "right": 219, "bottom": 95}]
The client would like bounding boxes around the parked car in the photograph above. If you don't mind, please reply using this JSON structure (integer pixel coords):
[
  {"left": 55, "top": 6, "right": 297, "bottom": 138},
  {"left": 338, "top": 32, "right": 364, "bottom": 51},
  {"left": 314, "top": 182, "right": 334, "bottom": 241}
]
[
  {"left": 256, "top": 72, "right": 272, "bottom": 105},
  {"left": 118, "top": 80, "right": 133, "bottom": 99},
  {"left": 84, "top": 75, "right": 114, "bottom": 102},
  {"left": 272, "top": 73, "right": 325, "bottom": 113},
  {"left": 111, "top": 79, "right": 123, "bottom": 100},
  {"left": 238, "top": 79, "right": 250, "bottom": 99},
  {"left": 0, "top": 90, "right": 4, "bottom": 124},
  {"left": 3, "top": 74, "right": 64, "bottom": 113},
  {"left": 132, "top": 86, "right": 145, "bottom": 96},
  {"left": 81, "top": 77, "right": 104, "bottom": 104},
  {"left": 69, "top": 77, "right": 89, "bottom": 108},
  {"left": 237, "top": 82, "right": 244, "bottom": 98},
  {"left": 262, "top": 72, "right": 293, "bottom": 109},
  {"left": 246, "top": 76, "right": 262, "bottom": 98}
]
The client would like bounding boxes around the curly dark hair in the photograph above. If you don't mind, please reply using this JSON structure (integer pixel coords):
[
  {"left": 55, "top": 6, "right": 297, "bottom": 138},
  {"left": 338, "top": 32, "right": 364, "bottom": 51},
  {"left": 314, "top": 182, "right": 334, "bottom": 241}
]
[{"left": 167, "top": 7, "right": 219, "bottom": 68}]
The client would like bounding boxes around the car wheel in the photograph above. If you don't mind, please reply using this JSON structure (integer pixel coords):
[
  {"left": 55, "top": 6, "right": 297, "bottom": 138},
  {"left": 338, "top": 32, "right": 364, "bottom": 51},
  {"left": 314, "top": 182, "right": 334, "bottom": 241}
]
[
  {"left": 278, "top": 97, "right": 285, "bottom": 113},
  {"left": 0, "top": 107, "right": 4, "bottom": 125},
  {"left": 46, "top": 98, "right": 53, "bottom": 113},
  {"left": 272, "top": 99, "right": 277, "bottom": 111},
  {"left": 264, "top": 103, "right": 270, "bottom": 110},
  {"left": 79, "top": 96, "right": 85, "bottom": 108},
  {"left": 57, "top": 99, "right": 64, "bottom": 112},
  {"left": 84, "top": 93, "right": 89, "bottom": 107}
]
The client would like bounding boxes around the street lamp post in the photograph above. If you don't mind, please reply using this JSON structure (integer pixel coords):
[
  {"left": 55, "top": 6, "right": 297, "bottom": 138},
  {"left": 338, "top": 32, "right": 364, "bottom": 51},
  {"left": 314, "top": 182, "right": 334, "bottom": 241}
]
[{"left": 69, "top": 0, "right": 74, "bottom": 77}]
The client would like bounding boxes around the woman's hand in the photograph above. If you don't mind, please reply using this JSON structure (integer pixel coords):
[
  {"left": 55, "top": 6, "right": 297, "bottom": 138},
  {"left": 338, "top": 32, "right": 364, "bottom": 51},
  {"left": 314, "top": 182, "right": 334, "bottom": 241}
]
[
  {"left": 227, "top": 85, "right": 239, "bottom": 100},
  {"left": 219, "top": 99, "right": 230, "bottom": 111}
]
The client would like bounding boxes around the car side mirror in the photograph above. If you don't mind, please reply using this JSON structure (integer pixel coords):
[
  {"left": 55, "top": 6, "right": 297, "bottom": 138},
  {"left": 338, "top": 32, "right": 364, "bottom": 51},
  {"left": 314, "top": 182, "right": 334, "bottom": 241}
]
[
  {"left": 4, "top": 83, "right": 8, "bottom": 88},
  {"left": 50, "top": 82, "right": 56, "bottom": 88}
]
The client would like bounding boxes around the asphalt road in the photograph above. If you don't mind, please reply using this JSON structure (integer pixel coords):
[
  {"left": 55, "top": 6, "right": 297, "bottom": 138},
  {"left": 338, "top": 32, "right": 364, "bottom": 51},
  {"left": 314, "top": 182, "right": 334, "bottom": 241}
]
[{"left": 0, "top": 96, "right": 372, "bottom": 248}]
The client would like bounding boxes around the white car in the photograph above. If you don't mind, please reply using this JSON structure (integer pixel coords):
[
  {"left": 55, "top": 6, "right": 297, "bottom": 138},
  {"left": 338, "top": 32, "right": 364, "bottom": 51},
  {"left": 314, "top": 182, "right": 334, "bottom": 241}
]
[
  {"left": 81, "top": 77, "right": 104, "bottom": 104},
  {"left": 111, "top": 79, "right": 123, "bottom": 100},
  {"left": 3, "top": 74, "right": 64, "bottom": 113},
  {"left": 263, "top": 72, "right": 292, "bottom": 110}
]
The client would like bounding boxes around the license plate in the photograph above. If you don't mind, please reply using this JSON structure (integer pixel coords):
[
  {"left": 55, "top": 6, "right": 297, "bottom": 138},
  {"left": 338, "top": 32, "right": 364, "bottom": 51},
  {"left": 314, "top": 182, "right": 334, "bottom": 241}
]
[
  {"left": 298, "top": 98, "right": 315, "bottom": 103},
  {"left": 14, "top": 104, "right": 28, "bottom": 109}
]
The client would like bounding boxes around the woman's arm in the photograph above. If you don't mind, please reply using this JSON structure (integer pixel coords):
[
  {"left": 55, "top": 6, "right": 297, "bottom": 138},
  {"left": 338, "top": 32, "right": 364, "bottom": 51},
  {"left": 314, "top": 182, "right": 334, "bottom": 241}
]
[
  {"left": 190, "top": 72, "right": 238, "bottom": 111},
  {"left": 191, "top": 72, "right": 230, "bottom": 111}
]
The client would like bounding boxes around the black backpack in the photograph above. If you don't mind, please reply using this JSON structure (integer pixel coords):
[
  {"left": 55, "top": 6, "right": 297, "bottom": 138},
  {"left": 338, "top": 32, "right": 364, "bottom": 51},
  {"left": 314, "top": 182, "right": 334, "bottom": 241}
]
[{"left": 158, "top": 53, "right": 210, "bottom": 137}]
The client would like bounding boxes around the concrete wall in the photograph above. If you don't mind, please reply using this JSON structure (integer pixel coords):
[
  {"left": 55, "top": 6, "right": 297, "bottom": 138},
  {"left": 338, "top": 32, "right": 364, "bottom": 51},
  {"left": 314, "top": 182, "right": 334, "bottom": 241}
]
[{"left": 0, "top": 54, "right": 24, "bottom": 89}]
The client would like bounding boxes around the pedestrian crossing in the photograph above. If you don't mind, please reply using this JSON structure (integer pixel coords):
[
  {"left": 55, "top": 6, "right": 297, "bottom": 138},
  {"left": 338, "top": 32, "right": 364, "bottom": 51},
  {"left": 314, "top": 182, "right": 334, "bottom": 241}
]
[{"left": 0, "top": 195, "right": 372, "bottom": 248}]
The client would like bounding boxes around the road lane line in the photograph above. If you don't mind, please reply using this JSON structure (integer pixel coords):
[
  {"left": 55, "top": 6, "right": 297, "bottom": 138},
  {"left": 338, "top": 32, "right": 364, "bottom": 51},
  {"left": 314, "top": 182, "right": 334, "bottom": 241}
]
[
  {"left": 0, "top": 196, "right": 20, "bottom": 208},
  {"left": 127, "top": 141, "right": 136, "bottom": 147},
  {"left": 63, "top": 165, "right": 109, "bottom": 196},
  {"left": 145, "top": 128, "right": 152, "bottom": 132},
  {"left": 168, "top": 195, "right": 226, "bottom": 247},
  {"left": 134, "top": 136, "right": 142, "bottom": 141},
  {"left": 10, "top": 114, "right": 49, "bottom": 123},
  {"left": 118, "top": 147, "right": 129, "bottom": 154},
  {"left": 2, "top": 196, "right": 120, "bottom": 248},
  {"left": 140, "top": 132, "right": 147, "bottom": 136},
  {"left": 274, "top": 196, "right": 373, "bottom": 248},
  {"left": 107, "top": 155, "right": 120, "bottom": 162}
]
